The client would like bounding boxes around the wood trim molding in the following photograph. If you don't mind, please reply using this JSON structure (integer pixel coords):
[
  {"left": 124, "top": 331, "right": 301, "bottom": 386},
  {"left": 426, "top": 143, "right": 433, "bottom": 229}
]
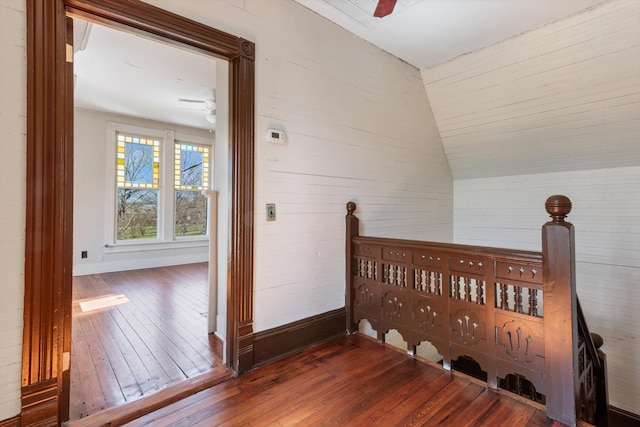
[
  {"left": 253, "top": 309, "right": 347, "bottom": 367},
  {"left": 24, "top": 0, "right": 254, "bottom": 424},
  {"left": 23, "top": 1, "right": 72, "bottom": 424},
  {"left": 0, "top": 415, "right": 21, "bottom": 427},
  {"left": 609, "top": 406, "right": 640, "bottom": 427}
]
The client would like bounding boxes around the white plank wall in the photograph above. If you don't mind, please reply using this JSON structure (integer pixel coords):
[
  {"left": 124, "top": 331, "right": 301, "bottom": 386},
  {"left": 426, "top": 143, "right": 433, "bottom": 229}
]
[
  {"left": 0, "top": 0, "right": 26, "bottom": 420},
  {"left": 421, "top": 0, "right": 640, "bottom": 180},
  {"left": 214, "top": 0, "right": 454, "bottom": 330}
]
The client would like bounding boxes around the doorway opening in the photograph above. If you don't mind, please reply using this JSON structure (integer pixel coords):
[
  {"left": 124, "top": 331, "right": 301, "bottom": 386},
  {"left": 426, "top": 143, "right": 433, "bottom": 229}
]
[
  {"left": 23, "top": 1, "right": 255, "bottom": 424},
  {"left": 69, "top": 18, "right": 231, "bottom": 420}
]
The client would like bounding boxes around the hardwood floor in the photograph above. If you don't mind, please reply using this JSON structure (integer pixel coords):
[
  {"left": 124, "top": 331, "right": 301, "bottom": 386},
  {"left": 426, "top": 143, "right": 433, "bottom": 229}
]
[
  {"left": 70, "top": 263, "right": 229, "bottom": 421},
  {"left": 121, "top": 334, "right": 564, "bottom": 427}
]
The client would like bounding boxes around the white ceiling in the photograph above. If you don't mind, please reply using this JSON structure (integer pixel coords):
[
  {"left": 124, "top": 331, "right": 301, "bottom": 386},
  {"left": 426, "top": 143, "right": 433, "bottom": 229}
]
[
  {"left": 73, "top": 19, "right": 219, "bottom": 130},
  {"left": 294, "top": 0, "right": 607, "bottom": 69},
  {"left": 73, "top": 0, "right": 607, "bottom": 130}
]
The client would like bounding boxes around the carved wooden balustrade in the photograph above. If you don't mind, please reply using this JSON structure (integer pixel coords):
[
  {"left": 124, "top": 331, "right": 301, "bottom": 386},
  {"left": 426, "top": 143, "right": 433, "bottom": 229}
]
[{"left": 345, "top": 196, "right": 608, "bottom": 426}]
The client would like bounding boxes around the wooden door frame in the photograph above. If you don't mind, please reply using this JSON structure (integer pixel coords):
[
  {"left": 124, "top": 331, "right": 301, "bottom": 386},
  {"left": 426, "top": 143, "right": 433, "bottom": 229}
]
[{"left": 23, "top": 1, "right": 255, "bottom": 424}]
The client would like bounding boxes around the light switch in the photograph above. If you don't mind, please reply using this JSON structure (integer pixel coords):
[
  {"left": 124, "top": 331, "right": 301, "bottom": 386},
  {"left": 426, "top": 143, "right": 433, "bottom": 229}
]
[{"left": 266, "top": 203, "right": 276, "bottom": 221}]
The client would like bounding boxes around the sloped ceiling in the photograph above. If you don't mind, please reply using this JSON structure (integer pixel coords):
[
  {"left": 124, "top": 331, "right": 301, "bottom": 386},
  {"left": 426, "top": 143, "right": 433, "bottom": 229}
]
[
  {"left": 420, "top": 0, "right": 640, "bottom": 180},
  {"left": 295, "top": 0, "right": 607, "bottom": 69}
]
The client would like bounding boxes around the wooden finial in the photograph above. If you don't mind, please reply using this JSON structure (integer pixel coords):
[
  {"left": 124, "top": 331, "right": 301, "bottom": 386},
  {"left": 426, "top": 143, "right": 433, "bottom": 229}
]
[
  {"left": 590, "top": 332, "right": 604, "bottom": 350},
  {"left": 346, "top": 201, "right": 356, "bottom": 216},
  {"left": 545, "top": 195, "right": 572, "bottom": 223}
]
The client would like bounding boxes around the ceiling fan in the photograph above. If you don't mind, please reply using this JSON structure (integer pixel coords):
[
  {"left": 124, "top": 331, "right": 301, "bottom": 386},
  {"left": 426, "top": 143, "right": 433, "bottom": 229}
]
[
  {"left": 178, "top": 96, "right": 216, "bottom": 126},
  {"left": 374, "top": 0, "right": 397, "bottom": 18}
]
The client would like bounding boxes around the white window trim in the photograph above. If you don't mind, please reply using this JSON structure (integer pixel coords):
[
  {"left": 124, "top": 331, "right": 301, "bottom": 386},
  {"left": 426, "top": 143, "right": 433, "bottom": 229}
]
[
  {"left": 172, "top": 132, "right": 215, "bottom": 241},
  {"left": 105, "top": 121, "right": 213, "bottom": 251}
]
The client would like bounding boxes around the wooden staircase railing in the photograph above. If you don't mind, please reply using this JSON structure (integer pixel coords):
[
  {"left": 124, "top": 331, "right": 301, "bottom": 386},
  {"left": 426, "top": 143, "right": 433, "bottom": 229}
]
[
  {"left": 578, "top": 298, "right": 610, "bottom": 426},
  {"left": 345, "top": 196, "right": 608, "bottom": 427}
]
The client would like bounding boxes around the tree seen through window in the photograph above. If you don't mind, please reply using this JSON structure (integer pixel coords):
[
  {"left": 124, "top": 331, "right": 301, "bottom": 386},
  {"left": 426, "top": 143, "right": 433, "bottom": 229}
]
[
  {"left": 174, "top": 143, "right": 209, "bottom": 237},
  {"left": 116, "top": 134, "right": 160, "bottom": 240}
]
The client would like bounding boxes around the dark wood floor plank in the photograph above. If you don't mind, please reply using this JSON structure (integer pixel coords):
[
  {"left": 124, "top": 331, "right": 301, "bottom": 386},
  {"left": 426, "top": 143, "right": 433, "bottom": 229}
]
[
  {"left": 95, "top": 309, "right": 160, "bottom": 396},
  {"left": 112, "top": 295, "right": 204, "bottom": 379},
  {"left": 69, "top": 334, "right": 91, "bottom": 418},
  {"left": 345, "top": 366, "right": 446, "bottom": 427},
  {"left": 111, "top": 300, "right": 190, "bottom": 383},
  {"left": 408, "top": 381, "right": 486, "bottom": 426},
  {"left": 88, "top": 310, "right": 144, "bottom": 401},
  {"left": 131, "top": 339, "right": 386, "bottom": 427},
  {"left": 70, "top": 314, "right": 110, "bottom": 418},
  {"left": 104, "top": 270, "right": 214, "bottom": 370},
  {"left": 123, "top": 385, "right": 243, "bottom": 427},
  {"left": 369, "top": 370, "right": 458, "bottom": 426},
  {"left": 118, "top": 335, "right": 558, "bottom": 427},
  {"left": 439, "top": 386, "right": 502, "bottom": 427},
  {"left": 472, "top": 393, "right": 539, "bottom": 427},
  {"left": 75, "top": 313, "right": 128, "bottom": 408},
  {"left": 193, "top": 345, "right": 397, "bottom": 426},
  {"left": 107, "top": 308, "right": 174, "bottom": 392},
  {"left": 290, "top": 356, "right": 427, "bottom": 427},
  {"left": 215, "top": 353, "right": 403, "bottom": 426},
  {"left": 70, "top": 263, "right": 224, "bottom": 421},
  {"left": 115, "top": 265, "right": 211, "bottom": 343}
]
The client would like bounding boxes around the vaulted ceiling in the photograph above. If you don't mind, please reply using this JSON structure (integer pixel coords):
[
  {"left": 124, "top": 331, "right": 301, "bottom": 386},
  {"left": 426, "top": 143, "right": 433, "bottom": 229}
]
[{"left": 294, "top": 0, "right": 607, "bottom": 69}]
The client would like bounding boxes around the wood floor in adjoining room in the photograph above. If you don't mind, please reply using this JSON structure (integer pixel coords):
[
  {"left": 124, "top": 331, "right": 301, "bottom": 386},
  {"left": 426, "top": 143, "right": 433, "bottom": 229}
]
[
  {"left": 70, "top": 263, "right": 228, "bottom": 421},
  {"left": 123, "top": 334, "right": 560, "bottom": 427}
]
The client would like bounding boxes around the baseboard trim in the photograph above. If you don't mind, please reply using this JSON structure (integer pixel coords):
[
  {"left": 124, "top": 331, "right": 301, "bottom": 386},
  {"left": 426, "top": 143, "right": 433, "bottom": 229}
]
[
  {"left": 0, "top": 415, "right": 20, "bottom": 427},
  {"left": 253, "top": 308, "right": 346, "bottom": 367},
  {"left": 610, "top": 405, "right": 640, "bottom": 426}
]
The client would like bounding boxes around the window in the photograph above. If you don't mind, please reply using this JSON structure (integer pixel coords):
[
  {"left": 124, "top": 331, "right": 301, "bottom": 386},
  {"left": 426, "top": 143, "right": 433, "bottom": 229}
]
[
  {"left": 116, "top": 133, "right": 161, "bottom": 240},
  {"left": 106, "top": 122, "right": 212, "bottom": 246},
  {"left": 174, "top": 142, "right": 210, "bottom": 237}
]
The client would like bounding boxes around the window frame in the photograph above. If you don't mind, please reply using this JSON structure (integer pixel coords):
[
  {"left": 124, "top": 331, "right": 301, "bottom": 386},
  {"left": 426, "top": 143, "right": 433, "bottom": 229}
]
[
  {"left": 105, "top": 121, "right": 213, "bottom": 251},
  {"left": 173, "top": 140, "right": 212, "bottom": 240}
]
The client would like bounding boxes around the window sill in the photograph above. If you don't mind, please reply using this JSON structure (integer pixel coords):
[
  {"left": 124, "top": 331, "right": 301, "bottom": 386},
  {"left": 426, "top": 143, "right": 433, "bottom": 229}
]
[{"left": 105, "top": 239, "right": 208, "bottom": 254}]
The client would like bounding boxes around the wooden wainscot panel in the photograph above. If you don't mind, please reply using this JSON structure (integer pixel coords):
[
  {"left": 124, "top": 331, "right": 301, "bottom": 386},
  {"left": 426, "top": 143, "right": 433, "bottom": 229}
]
[
  {"left": 449, "top": 256, "right": 487, "bottom": 275},
  {"left": 353, "top": 277, "right": 381, "bottom": 329},
  {"left": 412, "top": 251, "right": 443, "bottom": 268},
  {"left": 382, "top": 247, "right": 409, "bottom": 263},
  {"left": 495, "top": 261, "right": 542, "bottom": 285},
  {"left": 380, "top": 285, "right": 412, "bottom": 334},
  {"left": 354, "top": 243, "right": 379, "bottom": 259},
  {"left": 494, "top": 312, "right": 546, "bottom": 396},
  {"left": 449, "top": 305, "right": 489, "bottom": 368},
  {"left": 412, "top": 294, "right": 448, "bottom": 353}
]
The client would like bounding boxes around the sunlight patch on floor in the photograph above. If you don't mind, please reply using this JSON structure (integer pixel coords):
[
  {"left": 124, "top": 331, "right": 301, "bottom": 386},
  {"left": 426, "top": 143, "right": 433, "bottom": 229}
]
[{"left": 78, "top": 294, "right": 130, "bottom": 312}]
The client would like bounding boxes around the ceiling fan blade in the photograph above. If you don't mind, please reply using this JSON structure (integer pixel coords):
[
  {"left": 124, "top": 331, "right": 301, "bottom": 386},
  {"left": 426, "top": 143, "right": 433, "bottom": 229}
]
[{"left": 373, "top": 0, "right": 397, "bottom": 18}]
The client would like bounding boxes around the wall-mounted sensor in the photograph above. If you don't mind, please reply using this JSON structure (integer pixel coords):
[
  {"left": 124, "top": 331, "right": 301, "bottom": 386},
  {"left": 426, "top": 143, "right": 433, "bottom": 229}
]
[{"left": 266, "top": 129, "right": 285, "bottom": 144}]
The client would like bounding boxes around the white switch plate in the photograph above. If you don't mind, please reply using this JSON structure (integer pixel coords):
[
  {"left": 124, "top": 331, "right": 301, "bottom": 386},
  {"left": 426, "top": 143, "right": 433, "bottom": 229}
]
[{"left": 266, "top": 203, "right": 276, "bottom": 221}]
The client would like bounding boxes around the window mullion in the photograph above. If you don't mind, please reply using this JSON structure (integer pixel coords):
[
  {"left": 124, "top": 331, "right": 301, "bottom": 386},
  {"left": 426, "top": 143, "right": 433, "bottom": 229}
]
[{"left": 161, "top": 129, "right": 176, "bottom": 241}]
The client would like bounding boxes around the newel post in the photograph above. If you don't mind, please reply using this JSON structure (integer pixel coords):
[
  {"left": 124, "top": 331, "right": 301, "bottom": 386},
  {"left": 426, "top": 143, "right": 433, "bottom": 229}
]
[
  {"left": 346, "top": 202, "right": 359, "bottom": 333},
  {"left": 542, "top": 195, "right": 579, "bottom": 426}
]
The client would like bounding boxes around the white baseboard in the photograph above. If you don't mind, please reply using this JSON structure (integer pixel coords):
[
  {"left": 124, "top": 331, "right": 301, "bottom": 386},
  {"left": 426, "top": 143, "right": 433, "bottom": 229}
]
[{"left": 73, "top": 253, "right": 209, "bottom": 276}]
